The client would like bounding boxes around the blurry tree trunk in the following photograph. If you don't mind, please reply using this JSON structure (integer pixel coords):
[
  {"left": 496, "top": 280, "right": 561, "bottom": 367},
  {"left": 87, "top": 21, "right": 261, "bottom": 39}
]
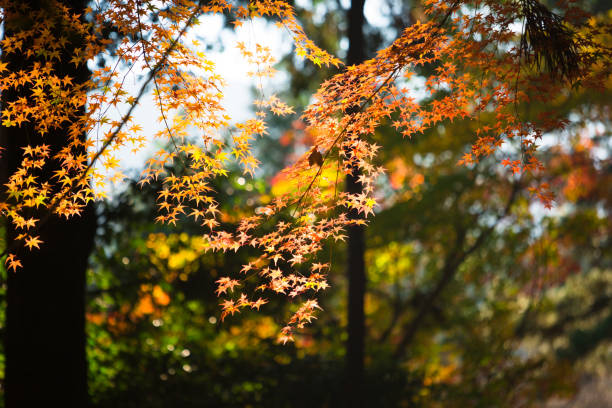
[
  {"left": 1, "top": 1, "right": 95, "bottom": 407},
  {"left": 345, "top": 0, "right": 366, "bottom": 406}
]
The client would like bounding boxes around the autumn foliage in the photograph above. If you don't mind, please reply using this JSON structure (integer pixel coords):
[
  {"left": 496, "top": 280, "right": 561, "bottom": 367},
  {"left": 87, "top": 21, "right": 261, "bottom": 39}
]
[{"left": 0, "top": 0, "right": 610, "bottom": 342}]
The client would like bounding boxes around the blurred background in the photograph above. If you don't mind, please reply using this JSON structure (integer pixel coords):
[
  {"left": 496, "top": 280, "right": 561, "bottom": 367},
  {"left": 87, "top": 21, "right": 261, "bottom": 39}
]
[{"left": 1, "top": 0, "right": 611, "bottom": 407}]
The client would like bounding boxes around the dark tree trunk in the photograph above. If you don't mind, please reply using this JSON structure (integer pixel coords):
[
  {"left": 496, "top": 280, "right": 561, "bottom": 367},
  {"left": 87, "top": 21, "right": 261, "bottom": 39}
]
[
  {"left": 1, "top": 1, "right": 94, "bottom": 407},
  {"left": 345, "top": 0, "right": 366, "bottom": 406}
]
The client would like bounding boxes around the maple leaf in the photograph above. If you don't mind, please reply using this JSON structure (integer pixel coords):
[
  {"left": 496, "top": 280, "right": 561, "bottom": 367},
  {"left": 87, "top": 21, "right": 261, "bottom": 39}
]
[
  {"left": 215, "top": 277, "right": 240, "bottom": 296},
  {"left": 250, "top": 297, "right": 268, "bottom": 310},
  {"left": 311, "top": 262, "right": 329, "bottom": 272},
  {"left": 270, "top": 253, "right": 284, "bottom": 265},
  {"left": 24, "top": 236, "right": 43, "bottom": 250},
  {"left": 277, "top": 326, "right": 294, "bottom": 344},
  {"left": 240, "top": 262, "right": 255, "bottom": 274},
  {"left": 220, "top": 300, "right": 240, "bottom": 321},
  {"left": 5, "top": 254, "right": 22, "bottom": 272}
]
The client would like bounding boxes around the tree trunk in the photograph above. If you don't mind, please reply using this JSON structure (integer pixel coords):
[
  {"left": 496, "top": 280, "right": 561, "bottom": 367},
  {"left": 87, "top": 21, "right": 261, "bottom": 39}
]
[
  {"left": 345, "top": 0, "right": 366, "bottom": 406},
  {"left": 1, "top": 1, "right": 94, "bottom": 406}
]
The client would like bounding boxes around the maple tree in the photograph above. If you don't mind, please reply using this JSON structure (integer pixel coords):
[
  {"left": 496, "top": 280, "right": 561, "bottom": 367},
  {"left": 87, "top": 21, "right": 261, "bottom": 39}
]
[{"left": 0, "top": 0, "right": 610, "bottom": 395}]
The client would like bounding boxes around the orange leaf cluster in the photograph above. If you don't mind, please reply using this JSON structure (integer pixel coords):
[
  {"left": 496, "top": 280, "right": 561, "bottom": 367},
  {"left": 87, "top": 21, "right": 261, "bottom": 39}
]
[{"left": 1, "top": 0, "right": 609, "bottom": 342}]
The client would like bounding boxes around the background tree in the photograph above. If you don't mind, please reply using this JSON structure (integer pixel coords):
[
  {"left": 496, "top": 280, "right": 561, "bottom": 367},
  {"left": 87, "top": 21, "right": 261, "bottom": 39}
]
[
  {"left": 0, "top": 1, "right": 95, "bottom": 406},
  {"left": 344, "top": 0, "right": 367, "bottom": 405}
]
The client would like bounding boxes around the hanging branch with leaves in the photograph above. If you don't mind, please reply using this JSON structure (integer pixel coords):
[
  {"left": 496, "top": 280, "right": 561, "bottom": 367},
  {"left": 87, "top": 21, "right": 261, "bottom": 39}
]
[{"left": 0, "top": 0, "right": 609, "bottom": 342}]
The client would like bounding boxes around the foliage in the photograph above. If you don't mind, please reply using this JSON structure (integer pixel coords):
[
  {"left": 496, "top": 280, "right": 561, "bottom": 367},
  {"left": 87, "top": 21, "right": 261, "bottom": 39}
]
[{"left": 1, "top": 0, "right": 610, "bottom": 347}]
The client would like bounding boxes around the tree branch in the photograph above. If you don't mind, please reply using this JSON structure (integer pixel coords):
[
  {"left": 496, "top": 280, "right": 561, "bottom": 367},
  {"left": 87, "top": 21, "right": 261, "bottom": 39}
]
[{"left": 392, "top": 181, "right": 520, "bottom": 359}]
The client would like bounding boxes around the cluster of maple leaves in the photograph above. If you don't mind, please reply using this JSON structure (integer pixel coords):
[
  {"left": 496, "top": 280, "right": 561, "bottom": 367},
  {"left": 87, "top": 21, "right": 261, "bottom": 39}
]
[{"left": 0, "top": 0, "right": 609, "bottom": 342}]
